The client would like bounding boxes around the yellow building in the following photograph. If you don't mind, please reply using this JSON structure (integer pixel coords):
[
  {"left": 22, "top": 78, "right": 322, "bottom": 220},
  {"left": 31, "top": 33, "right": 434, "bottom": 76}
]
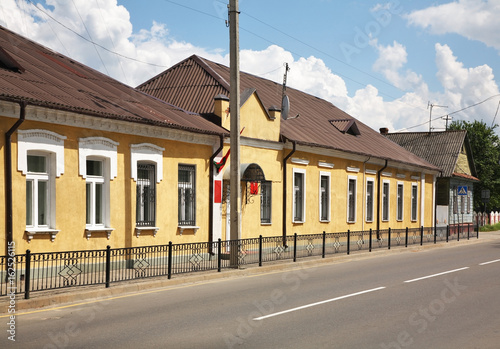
[{"left": 1, "top": 26, "right": 440, "bottom": 257}]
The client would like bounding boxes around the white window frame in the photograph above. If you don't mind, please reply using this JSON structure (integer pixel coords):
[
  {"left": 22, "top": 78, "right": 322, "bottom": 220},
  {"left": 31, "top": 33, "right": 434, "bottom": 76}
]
[
  {"left": 18, "top": 129, "right": 65, "bottom": 241},
  {"left": 79, "top": 137, "right": 118, "bottom": 236},
  {"left": 26, "top": 153, "right": 51, "bottom": 229},
  {"left": 293, "top": 168, "right": 306, "bottom": 223},
  {"left": 347, "top": 176, "right": 357, "bottom": 223},
  {"left": 85, "top": 158, "right": 107, "bottom": 228},
  {"left": 382, "top": 180, "right": 390, "bottom": 222},
  {"left": 411, "top": 183, "right": 418, "bottom": 222},
  {"left": 319, "top": 171, "right": 331, "bottom": 222},
  {"left": 365, "top": 178, "right": 375, "bottom": 222},
  {"left": 178, "top": 164, "right": 196, "bottom": 227},
  {"left": 397, "top": 182, "right": 404, "bottom": 221}
]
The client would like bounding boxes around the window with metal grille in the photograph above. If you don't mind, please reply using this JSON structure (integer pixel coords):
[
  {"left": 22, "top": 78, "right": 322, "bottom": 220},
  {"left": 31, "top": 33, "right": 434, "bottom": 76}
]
[
  {"left": 260, "top": 181, "right": 272, "bottom": 224},
  {"left": 178, "top": 165, "right": 196, "bottom": 226},
  {"left": 136, "top": 163, "right": 156, "bottom": 227},
  {"left": 397, "top": 183, "right": 403, "bottom": 221}
]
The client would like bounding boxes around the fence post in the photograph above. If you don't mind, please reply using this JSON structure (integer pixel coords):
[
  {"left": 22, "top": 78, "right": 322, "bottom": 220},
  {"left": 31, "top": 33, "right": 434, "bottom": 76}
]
[
  {"left": 218, "top": 238, "right": 222, "bottom": 272},
  {"left": 369, "top": 228, "right": 372, "bottom": 252},
  {"left": 467, "top": 223, "right": 470, "bottom": 240},
  {"left": 322, "top": 231, "right": 326, "bottom": 258},
  {"left": 293, "top": 233, "right": 297, "bottom": 262},
  {"left": 259, "top": 235, "right": 263, "bottom": 267},
  {"left": 24, "top": 249, "right": 31, "bottom": 300},
  {"left": 347, "top": 230, "right": 350, "bottom": 255},
  {"left": 457, "top": 225, "right": 460, "bottom": 242},
  {"left": 477, "top": 222, "right": 479, "bottom": 239},
  {"left": 405, "top": 227, "right": 408, "bottom": 248},
  {"left": 420, "top": 226, "right": 423, "bottom": 246},
  {"left": 168, "top": 241, "right": 172, "bottom": 279},
  {"left": 434, "top": 225, "right": 437, "bottom": 244},
  {"left": 388, "top": 228, "right": 391, "bottom": 250},
  {"left": 105, "top": 245, "right": 111, "bottom": 288},
  {"left": 446, "top": 225, "right": 449, "bottom": 243}
]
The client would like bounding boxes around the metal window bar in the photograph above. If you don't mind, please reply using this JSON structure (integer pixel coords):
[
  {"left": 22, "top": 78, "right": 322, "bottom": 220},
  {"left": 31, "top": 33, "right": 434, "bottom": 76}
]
[
  {"left": 136, "top": 164, "right": 156, "bottom": 227},
  {"left": 260, "top": 181, "right": 271, "bottom": 224},
  {"left": 178, "top": 165, "right": 196, "bottom": 226}
]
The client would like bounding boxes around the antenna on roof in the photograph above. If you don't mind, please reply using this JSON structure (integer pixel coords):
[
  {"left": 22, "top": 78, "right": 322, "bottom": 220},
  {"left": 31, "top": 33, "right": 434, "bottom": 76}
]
[
  {"left": 281, "top": 63, "right": 299, "bottom": 120},
  {"left": 427, "top": 102, "right": 447, "bottom": 133}
]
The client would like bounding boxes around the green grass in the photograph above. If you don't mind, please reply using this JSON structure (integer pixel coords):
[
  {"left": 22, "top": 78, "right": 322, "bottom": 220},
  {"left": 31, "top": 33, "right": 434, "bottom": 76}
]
[{"left": 480, "top": 222, "right": 500, "bottom": 232}]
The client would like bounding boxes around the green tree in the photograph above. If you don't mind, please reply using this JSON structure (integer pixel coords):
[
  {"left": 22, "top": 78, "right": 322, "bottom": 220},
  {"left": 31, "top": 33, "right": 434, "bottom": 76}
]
[{"left": 449, "top": 120, "right": 500, "bottom": 212}]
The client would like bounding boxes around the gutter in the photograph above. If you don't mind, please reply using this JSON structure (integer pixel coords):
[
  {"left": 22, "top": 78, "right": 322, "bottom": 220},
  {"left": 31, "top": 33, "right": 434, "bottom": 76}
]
[
  {"left": 376, "top": 159, "right": 388, "bottom": 238},
  {"left": 5, "top": 101, "right": 26, "bottom": 254},
  {"left": 208, "top": 135, "right": 224, "bottom": 253},
  {"left": 282, "top": 140, "right": 296, "bottom": 247}
]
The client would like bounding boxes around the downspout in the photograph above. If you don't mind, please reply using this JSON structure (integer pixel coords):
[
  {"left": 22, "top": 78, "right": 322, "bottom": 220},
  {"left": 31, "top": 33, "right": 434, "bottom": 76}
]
[
  {"left": 282, "top": 140, "right": 296, "bottom": 247},
  {"left": 376, "top": 159, "right": 388, "bottom": 238},
  {"left": 5, "top": 101, "right": 26, "bottom": 254},
  {"left": 208, "top": 134, "right": 224, "bottom": 253}
]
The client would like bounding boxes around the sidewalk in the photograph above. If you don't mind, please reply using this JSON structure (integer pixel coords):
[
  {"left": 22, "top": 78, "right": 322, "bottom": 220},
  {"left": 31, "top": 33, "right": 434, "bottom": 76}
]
[{"left": 2, "top": 231, "right": 498, "bottom": 315}]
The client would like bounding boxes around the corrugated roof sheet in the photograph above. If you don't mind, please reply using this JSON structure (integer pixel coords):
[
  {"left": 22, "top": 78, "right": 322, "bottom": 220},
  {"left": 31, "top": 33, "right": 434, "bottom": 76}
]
[
  {"left": 384, "top": 130, "right": 477, "bottom": 178},
  {"left": 138, "top": 55, "right": 439, "bottom": 172},
  {"left": 0, "top": 26, "right": 226, "bottom": 136}
]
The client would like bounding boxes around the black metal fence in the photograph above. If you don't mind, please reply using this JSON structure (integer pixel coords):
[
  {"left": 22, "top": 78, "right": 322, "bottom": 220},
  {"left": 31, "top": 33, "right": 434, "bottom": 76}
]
[{"left": 1, "top": 224, "right": 478, "bottom": 299}]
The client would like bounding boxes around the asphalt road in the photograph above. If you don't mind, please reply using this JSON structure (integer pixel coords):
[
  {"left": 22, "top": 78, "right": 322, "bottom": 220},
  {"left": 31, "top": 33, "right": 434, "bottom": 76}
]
[{"left": 3, "top": 236, "right": 500, "bottom": 349}]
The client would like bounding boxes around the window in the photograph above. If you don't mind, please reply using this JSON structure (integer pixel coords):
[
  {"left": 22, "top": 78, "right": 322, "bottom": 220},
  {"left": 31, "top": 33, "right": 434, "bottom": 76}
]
[
  {"left": 397, "top": 183, "right": 404, "bottom": 221},
  {"left": 347, "top": 177, "right": 357, "bottom": 223},
  {"left": 178, "top": 165, "right": 196, "bottom": 226},
  {"left": 382, "top": 181, "right": 390, "bottom": 221},
  {"left": 86, "top": 159, "right": 106, "bottom": 227},
  {"left": 411, "top": 184, "right": 418, "bottom": 221},
  {"left": 320, "top": 173, "right": 330, "bottom": 222},
  {"left": 366, "top": 179, "right": 374, "bottom": 222},
  {"left": 79, "top": 137, "right": 118, "bottom": 232},
  {"left": 18, "top": 129, "right": 66, "bottom": 235},
  {"left": 260, "top": 181, "right": 272, "bottom": 224},
  {"left": 136, "top": 163, "right": 156, "bottom": 227},
  {"left": 26, "top": 155, "right": 49, "bottom": 228},
  {"left": 293, "top": 170, "right": 305, "bottom": 222}
]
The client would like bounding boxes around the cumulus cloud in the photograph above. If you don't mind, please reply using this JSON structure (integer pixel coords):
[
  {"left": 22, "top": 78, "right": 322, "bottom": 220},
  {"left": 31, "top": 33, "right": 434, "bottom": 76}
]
[{"left": 406, "top": 0, "right": 500, "bottom": 51}]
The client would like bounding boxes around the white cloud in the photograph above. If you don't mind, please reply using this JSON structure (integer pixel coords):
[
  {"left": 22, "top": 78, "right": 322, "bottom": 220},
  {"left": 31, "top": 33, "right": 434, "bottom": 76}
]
[{"left": 406, "top": 0, "right": 500, "bottom": 51}]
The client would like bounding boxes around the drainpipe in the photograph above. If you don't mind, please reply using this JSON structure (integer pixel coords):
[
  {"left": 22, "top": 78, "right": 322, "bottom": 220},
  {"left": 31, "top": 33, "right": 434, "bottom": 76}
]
[
  {"left": 5, "top": 101, "right": 26, "bottom": 255},
  {"left": 282, "top": 140, "right": 296, "bottom": 247},
  {"left": 208, "top": 135, "right": 224, "bottom": 253},
  {"left": 376, "top": 159, "right": 388, "bottom": 238}
]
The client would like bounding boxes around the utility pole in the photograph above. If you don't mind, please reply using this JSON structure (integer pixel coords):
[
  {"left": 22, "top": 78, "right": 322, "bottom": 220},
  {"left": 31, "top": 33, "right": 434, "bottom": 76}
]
[
  {"left": 229, "top": 0, "right": 241, "bottom": 268},
  {"left": 428, "top": 102, "right": 448, "bottom": 133}
]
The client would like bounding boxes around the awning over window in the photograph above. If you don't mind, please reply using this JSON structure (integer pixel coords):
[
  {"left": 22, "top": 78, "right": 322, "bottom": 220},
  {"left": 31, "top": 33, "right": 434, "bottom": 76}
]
[{"left": 223, "top": 163, "right": 266, "bottom": 182}]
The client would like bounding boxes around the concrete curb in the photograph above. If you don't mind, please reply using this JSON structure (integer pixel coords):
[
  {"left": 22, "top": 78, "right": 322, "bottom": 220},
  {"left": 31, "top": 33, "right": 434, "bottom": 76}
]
[{"left": 2, "top": 231, "right": 498, "bottom": 315}]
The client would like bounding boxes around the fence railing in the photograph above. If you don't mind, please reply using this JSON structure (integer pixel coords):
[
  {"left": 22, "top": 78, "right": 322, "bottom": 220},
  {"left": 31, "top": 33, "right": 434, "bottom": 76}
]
[{"left": 1, "top": 224, "right": 478, "bottom": 299}]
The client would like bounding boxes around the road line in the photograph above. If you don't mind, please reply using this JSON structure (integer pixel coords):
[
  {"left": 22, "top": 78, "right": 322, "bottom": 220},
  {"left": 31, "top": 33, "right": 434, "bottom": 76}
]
[
  {"left": 404, "top": 267, "right": 469, "bottom": 283},
  {"left": 479, "top": 259, "right": 500, "bottom": 266},
  {"left": 253, "top": 286, "right": 386, "bottom": 321}
]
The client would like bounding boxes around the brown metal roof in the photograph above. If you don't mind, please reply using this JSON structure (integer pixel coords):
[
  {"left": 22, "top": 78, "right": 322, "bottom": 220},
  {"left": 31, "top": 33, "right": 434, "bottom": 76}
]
[
  {"left": 138, "top": 55, "right": 439, "bottom": 172},
  {"left": 0, "top": 26, "right": 226, "bottom": 136},
  {"left": 384, "top": 130, "right": 478, "bottom": 178}
]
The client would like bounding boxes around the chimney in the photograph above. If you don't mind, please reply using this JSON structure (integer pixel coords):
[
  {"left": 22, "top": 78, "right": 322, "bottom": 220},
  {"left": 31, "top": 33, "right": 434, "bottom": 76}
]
[
  {"left": 214, "top": 94, "right": 230, "bottom": 129},
  {"left": 379, "top": 127, "right": 389, "bottom": 135},
  {"left": 268, "top": 105, "right": 280, "bottom": 120}
]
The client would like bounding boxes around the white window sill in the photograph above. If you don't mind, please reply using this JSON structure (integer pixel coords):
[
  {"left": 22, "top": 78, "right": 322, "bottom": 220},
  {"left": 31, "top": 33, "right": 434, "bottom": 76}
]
[
  {"left": 135, "top": 226, "right": 159, "bottom": 238},
  {"left": 85, "top": 227, "right": 114, "bottom": 240},
  {"left": 178, "top": 226, "right": 199, "bottom": 235},
  {"left": 26, "top": 229, "right": 60, "bottom": 243},
  {"left": 260, "top": 222, "right": 272, "bottom": 226}
]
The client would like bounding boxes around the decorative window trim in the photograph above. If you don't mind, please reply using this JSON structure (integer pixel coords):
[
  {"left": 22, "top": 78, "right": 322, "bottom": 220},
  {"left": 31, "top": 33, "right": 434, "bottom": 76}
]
[
  {"left": 291, "top": 158, "right": 309, "bottom": 166},
  {"left": 365, "top": 178, "right": 375, "bottom": 223},
  {"left": 130, "top": 143, "right": 164, "bottom": 183},
  {"left": 293, "top": 168, "right": 306, "bottom": 223},
  {"left": 396, "top": 173, "right": 406, "bottom": 179},
  {"left": 178, "top": 226, "right": 199, "bottom": 235},
  {"left": 135, "top": 226, "right": 159, "bottom": 237},
  {"left": 365, "top": 169, "right": 377, "bottom": 175},
  {"left": 347, "top": 175, "right": 357, "bottom": 223},
  {"left": 397, "top": 182, "right": 404, "bottom": 221},
  {"left": 79, "top": 137, "right": 118, "bottom": 179},
  {"left": 18, "top": 129, "right": 66, "bottom": 177},
  {"left": 318, "top": 161, "right": 334, "bottom": 169},
  {"left": 26, "top": 229, "right": 59, "bottom": 243},
  {"left": 381, "top": 171, "right": 393, "bottom": 177},
  {"left": 347, "top": 166, "right": 360, "bottom": 173},
  {"left": 85, "top": 227, "right": 114, "bottom": 240},
  {"left": 411, "top": 175, "right": 420, "bottom": 180},
  {"left": 382, "top": 180, "right": 390, "bottom": 222},
  {"left": 411, "top": 183, "right": 418, "bottom": 222}
]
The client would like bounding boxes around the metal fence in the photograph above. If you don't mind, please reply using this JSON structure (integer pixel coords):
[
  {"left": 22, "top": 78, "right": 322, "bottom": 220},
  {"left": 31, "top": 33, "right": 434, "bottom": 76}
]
[{"left": 0, "top": 224, "right": 478, "bottom": 299}]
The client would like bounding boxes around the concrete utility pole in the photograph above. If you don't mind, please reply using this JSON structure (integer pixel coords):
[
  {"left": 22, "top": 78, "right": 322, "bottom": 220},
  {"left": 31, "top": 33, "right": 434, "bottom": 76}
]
[{"left": 229, "top": 0, "right": 241, "bottom": 267}]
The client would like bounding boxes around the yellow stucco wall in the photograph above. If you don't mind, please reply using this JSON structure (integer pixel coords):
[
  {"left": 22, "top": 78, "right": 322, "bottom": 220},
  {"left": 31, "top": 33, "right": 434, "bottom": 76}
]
[{"left": 5, "top": 117, "right": 216, "bottom": 254}]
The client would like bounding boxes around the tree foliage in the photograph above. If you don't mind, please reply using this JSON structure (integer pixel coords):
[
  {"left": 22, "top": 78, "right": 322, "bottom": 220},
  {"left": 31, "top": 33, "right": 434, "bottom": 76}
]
[{"left": 449, "top": 120, "right": 500, "bottom": 211}]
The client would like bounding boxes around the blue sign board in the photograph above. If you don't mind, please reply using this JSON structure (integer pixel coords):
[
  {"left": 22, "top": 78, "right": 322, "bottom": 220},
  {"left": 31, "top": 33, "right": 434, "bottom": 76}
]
[{"left": 457, "top": 186, "right": 468, "bottom": 196}]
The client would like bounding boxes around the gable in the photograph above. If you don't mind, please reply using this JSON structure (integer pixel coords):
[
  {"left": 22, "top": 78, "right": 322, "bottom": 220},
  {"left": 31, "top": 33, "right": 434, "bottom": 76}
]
[{"left": 239, "top": 91, "right": 280, "bottom": 142}]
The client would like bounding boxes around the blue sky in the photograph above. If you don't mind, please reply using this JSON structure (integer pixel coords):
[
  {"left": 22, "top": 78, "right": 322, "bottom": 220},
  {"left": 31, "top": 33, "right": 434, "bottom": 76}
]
[{"left": 2, "top": 0, "right": 500, "bottom": 135}]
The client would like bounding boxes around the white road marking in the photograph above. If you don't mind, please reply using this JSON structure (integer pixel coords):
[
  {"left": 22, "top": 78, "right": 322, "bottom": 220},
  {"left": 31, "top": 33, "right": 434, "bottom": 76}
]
[
  {"left": 404, "top": 267, "right": 469, "bottom": 283},
  {"left": 253, "top": 286, "right": 386, "bottom": 321},
  {"left": 479, "top": 259, "right": 500, "bottom": 266}
]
